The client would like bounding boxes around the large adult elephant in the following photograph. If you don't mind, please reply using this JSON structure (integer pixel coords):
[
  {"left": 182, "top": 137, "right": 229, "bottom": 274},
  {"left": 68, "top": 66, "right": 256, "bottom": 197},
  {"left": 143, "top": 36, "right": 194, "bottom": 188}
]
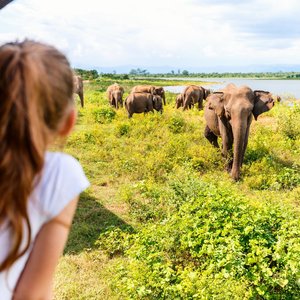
[
  {"left": 131, "top": 85, "right": 166, "bottom": 105},
  {"left": 204, "top": 84, "right": 275, "bottom": 180},
  {"left": 73, "top": 75, "right": 84, "bottom": 107},
  {"left": 125, "top": 92, "right": 163, "bottom": 118},
  {"left": 182, "top": 85, "right": 210, "bottom": 110},
  {"left": 106, "top": 83, "right": 125, "bottom": 109}
]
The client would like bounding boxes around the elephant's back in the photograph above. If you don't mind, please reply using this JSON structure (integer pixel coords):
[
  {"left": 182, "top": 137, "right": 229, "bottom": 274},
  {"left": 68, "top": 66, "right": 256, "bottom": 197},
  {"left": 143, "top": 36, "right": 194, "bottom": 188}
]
[
  {"left": 127, "top": 92, "right": 150, "bottom": 111},
  {"left": 132, "top": 85, "right": 153, "bottom": 94}
]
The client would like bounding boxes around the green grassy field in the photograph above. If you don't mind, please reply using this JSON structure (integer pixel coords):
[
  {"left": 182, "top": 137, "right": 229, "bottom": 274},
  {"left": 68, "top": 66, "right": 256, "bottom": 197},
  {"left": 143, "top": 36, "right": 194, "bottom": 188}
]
[{"left": 54, "top": 79, "right": 300, "bottom": 299}]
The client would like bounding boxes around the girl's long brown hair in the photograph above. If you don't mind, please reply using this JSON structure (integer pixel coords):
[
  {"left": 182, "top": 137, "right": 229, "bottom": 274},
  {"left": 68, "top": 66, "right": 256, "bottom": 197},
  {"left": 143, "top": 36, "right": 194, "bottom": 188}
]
[{"left": 0, "top": 40, "right": 74, "bottom": 271}]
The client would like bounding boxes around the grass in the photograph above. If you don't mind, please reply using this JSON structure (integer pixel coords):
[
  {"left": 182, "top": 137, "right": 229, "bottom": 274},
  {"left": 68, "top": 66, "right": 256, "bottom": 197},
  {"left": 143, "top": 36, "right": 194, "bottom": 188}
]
[{"left": 53, "top": 79, "right": 300, "bottom": 299}]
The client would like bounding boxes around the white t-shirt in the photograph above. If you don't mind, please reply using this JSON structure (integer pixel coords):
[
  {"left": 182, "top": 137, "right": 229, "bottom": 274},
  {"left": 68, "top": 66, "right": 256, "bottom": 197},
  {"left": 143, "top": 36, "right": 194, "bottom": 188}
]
[{"left": 0, "top": 152, "right": 90, "bottom": 299}]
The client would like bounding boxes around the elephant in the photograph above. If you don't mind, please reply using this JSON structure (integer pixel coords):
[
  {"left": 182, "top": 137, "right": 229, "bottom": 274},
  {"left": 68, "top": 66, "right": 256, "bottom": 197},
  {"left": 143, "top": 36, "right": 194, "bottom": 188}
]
[
  {"left": 154, "top": 86, "right": 166, "bottom": 105},
  {"left": 124, "top": 92, "right": 163, "bottom": 118},
  {"left": 175, "top": 93, "right": 184, "bottom": 108},
  {"left": 131, "top": 85, "right": 166, "bottom": 105},
  {"left": 73, "top": 75, "right": 84, "bottom": 107},
  {"left": 106, "top": 83, "right": 125, "bottom": 109},
  {"left": 204, "top": 84, "right": 275, "bottom": 180},
  {"left": 182, "top": 85, "right": 210, "bottom": 110}
]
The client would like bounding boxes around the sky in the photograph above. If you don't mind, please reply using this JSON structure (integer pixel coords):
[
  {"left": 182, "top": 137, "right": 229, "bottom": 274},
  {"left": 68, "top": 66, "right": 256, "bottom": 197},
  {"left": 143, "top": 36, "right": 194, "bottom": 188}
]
[{"left": 1, "top": 0, "right": 300, "bottom": 73}]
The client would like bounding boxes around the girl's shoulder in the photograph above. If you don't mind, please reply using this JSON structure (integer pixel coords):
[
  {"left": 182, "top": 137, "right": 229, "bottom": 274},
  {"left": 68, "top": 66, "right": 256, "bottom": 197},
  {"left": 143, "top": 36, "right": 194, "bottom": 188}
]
[{"left": 31, "top": 152, "right": 90, "bottom": 221}]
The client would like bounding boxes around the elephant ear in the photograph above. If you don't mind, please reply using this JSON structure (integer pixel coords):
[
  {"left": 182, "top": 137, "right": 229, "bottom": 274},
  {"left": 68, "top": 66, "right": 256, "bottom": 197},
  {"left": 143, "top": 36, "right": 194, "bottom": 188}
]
[
  {"left": 253, "top": 90, "right": 275, "bottom": 120},
  {"left": 207, "top": 92, "right": 225, "bottom": 117},
  {"left": 202, "top": 87, "right": 210, "bottom": 99},
  {"left": 155, "top": 87, "right": 163, "bottom": 93},
  {"left": 152, "top": 95, "right": 157, "bottom": 105},
  {"left": 204, "top": 88, "right": 211, "bottom": 99}
]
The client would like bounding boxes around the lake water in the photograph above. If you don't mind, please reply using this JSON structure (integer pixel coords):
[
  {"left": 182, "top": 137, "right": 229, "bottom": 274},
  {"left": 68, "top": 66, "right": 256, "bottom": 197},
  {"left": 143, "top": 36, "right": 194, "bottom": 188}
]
[{"left": 164, "top": 78, "right": 300, "bottom": 99}]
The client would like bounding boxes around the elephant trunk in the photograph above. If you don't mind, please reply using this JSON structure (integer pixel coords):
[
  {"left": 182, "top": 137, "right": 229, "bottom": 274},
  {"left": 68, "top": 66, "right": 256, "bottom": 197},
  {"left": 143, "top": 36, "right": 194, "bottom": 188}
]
[
  {"left": 231, "top": 118, "right": 247, "bottom": 181},
  {"left": 162, "top": 92, "right": 166, "bottom": 105},
  {"left": 79, "top": 91, "right": 84, "bottom": 108}
]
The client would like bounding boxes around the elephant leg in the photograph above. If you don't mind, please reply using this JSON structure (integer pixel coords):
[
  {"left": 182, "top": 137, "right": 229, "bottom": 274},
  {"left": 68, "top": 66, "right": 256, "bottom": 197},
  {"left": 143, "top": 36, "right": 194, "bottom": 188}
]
[
  {"left": 204, "top": 126, "right": 219, "bottom": 148},
  {"left": 183, "top": 97, "right": 190, "bottom": 110},
  {"left": 198, "top": 99, "right": 203, "bottom": 110},
  {"left": 220, "top": 129, "right": 233, "bottom": 172}
]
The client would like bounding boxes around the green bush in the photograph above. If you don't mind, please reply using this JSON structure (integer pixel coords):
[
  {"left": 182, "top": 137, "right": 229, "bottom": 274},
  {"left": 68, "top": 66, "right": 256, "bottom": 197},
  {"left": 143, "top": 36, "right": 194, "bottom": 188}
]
[
  {"left": 168, "top": 115, "right": 186, "bottom": 134},
  {"left": 278, "top": 103, "right": 300, "bottom": 140},
  {"left": 104, "top": 180, "right": 300, "bottom": 299},
  {"left": 92, "top": 107, "right": 116, "bottom": 124},
  {"left": 115, "top": 123, "right": 131, "bottom": 137}
]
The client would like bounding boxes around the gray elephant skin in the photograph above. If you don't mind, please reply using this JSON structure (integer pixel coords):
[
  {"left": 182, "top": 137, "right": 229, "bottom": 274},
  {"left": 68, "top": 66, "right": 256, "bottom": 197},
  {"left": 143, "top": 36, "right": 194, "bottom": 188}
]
[
  {"left": 73, "top": 75, "right": 84, "bottom": 107},
  {"left": 183, "top": 85, "right": 210, "bottom": 110},
  {"left": 125, "top": 92, "right": 163, "bottom": 118},
  {"left": 204, "top": 84, "right": 275, "bottom": 181},
  {"left": 131, "top": 85, "right": 166, "bottom": 105},
  {"left": 107, "top": 83, "right": 125, "bottom": 109}
]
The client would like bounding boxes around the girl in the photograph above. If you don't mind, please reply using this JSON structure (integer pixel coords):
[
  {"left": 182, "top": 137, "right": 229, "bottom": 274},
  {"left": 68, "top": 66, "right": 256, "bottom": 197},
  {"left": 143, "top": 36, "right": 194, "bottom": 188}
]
[{"left": 0, "top": 40, "right": 90, "bottom": 299}]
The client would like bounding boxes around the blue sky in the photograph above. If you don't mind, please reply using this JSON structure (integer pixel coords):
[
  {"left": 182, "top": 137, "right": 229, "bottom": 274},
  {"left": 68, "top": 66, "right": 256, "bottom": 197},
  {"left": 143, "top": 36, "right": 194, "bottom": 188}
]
[{"left": 1, "top": 0, "right": 300, "bottom": 72}]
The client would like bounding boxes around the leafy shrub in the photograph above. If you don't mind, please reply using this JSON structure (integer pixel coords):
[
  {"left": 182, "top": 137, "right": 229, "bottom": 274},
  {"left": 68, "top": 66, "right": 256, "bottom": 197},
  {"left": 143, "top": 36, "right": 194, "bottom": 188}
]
[
  {"left": 96, "top": 226, "right": 134, "bottom": 258},
  {"left": 106, "top": 180, "right": 300, "bottom": 299},
  {"left": 92, "top": 107, "right": 116, "bottom": 124},
  {"left": 245, "top": 157, "right": 300, "bottom": 191},
  {"left": 168, "top": 115, "right": 186, "bottom": 133},
  {"left": 271, "top": 166, "right": 300, "bottom": 190},
  {"left": 115, "top": 123, "right": 131, "bottom": 137},
  {"left": 279, "top": 103, "right": 300, "bottom": 140}
]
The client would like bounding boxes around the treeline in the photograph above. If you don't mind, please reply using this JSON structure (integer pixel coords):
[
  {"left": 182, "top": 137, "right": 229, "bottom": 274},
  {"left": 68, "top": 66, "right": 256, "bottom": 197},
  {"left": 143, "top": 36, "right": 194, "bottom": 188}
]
[
  {"left": 148, "top": 71, "right": 300, "bottom": 79},
  {"left": 73, "top": 68, "right": 98, "bottom": 80},
  {"left": 74, "top": 67, "right": 300, "bottom": 80}
]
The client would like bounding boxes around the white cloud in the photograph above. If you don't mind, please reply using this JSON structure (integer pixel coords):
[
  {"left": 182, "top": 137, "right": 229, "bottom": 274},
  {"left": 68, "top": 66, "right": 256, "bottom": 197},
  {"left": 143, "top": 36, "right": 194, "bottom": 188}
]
[{"left": 1, "top": 0, "right": 300, "bottom": 71}]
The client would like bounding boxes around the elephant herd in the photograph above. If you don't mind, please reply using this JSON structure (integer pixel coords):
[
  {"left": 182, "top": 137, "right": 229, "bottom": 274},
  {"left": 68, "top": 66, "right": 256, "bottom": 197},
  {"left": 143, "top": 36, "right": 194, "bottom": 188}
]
[
  {"left": 175, "top": 85, "right": 211, "bottom": 110},
  {"left": 74, "top": 77, "right": 276, "bottom": 181},
  {"left": 106, "top": 83, "right": 165, "bottom": 118}
]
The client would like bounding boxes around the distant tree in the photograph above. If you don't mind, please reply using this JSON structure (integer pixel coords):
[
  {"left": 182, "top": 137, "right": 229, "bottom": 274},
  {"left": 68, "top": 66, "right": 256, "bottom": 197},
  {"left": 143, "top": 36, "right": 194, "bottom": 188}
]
[
  {"left": 182, "top": 70, "right": 189, "bottom": 76},
  {"left": 129, "top": 69, "right": 138, "bottom": 75},
  {"left": 89, "top": 69, "right": 98, "bottom": 79},
  {"left": 73, "top": 68, "right": 98, "bottom": 80},
  {"left": 129, "top": 68, "right": 149, "bottom": 75}
]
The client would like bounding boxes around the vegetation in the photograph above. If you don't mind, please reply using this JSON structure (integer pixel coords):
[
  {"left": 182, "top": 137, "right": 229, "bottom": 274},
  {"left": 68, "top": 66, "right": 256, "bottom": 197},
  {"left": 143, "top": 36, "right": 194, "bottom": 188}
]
[
  {"left": 54, "top": 78, "right": 300, "bottom": 299},
  {"left": 74, "top": 68, "right": 300, "bottom": 81},
  {"left": 74, "top": 68, "right": 99, "bottom": 80},
  {"left": 146, "top": 71, "right": 300, "bottom": 79}
]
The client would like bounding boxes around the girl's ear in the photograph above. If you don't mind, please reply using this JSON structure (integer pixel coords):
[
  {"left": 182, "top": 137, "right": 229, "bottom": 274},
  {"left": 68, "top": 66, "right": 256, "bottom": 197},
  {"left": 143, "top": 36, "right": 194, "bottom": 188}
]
[{"left": 59, "top": 108, "right": 77, "bottom": 137}]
